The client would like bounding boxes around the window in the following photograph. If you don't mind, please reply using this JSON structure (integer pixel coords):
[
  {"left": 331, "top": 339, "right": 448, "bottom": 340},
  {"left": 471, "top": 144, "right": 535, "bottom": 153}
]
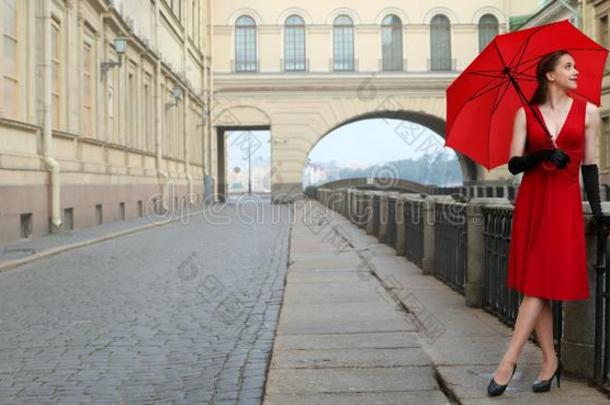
[
  {"left": 333, "top": 15, "right": 354, "bottom": 71},
  {"left": 382, "top": 15, "right": 403, "bottom": 71},
  {"left": 143, "top": 74, "right": 152, "bottom": 152},
  {"left": 191, "top": 1, "right": 195, "bottom": 39},
  {"left": 3, "top": 0, "right": 19, "bottom": 119},
  {"left": 166, "top": 83, "right": 174, "bottom": 156},
  {"left": 128, "top": 70, "right": 138, "bottom": 148},
  {"left": 82, "top": 40, "right": 93, "bottom": 136},
  {"left": 107, "top": 54, "right": 116, "bottom": 142},
  {"left": 430, "top": 14, "right": 451, "bottom": 71},
  {"left": 235, "top": 15, "right": 256, "bottom": 72},
  {"left": 284, "top": 15, "right": 306, "bottom": 71},
  {"left": 51, "top": 19, "right": 61, "bottom": 129},
  {"left": 601, "top": 115, "right": 610, "bottom": 171},
  {"left": 478, "top": 14, "right": 498, "bottom": 52},
  {"left": 599, "top": 15, "right": 609, "bottom": 71}
]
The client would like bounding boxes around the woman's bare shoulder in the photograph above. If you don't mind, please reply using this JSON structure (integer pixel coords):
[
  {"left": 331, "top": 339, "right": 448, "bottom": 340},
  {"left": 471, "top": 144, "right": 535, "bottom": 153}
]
[
  {"left": 585, "top": 101, "right": 599, "bottom": 115},
  {"left": 585, "top": 101, "right": 600, "bottom": 127},
  {"left": 514, "top": 106, "right": 526, "bottom": 120}
]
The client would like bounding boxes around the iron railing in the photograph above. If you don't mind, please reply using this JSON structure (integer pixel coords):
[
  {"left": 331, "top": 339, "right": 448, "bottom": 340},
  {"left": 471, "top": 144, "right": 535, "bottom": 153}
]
[
  {"left": 372, "top": 194, "right": 381, "bottom": 237},
  {"left": 403, "top": 198, "right": 424, "bottom": 267},
  {"left": 593, "top": 227, "right": 610, "bottom": 394},
  {"left": 385, "top": 195, "right": 397, "bottom": 247},
  {"left": 482, "top": 205, "right": 563, "bottom": 361},
  {"left": 482, "top": 206, "right": 520, "bottom": 325},
  {"left": 434, "top": 201, "right": 468, "bottom": 294}
]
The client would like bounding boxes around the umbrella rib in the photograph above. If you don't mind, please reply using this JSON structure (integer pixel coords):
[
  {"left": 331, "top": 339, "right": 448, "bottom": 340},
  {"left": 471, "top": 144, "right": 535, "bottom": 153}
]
[
  {"left": 491, "top": 81, "right": 512, "bottom": 115},
  {"left": 467, "top": 80, "right": 507, "bottom": 102},
  {"left": 505, "top": 24, "right": 563, "bottom": 76},
  {"left": 511, "top": 47, "right": 608, "bottom": 74},
  {"left": 512, "top": 71, "right": 536, "bottom": 78},
  {"left": 507, "top": 33, "right": 535, "bottom": 69},
  {"left": 510, "top": 73, "right": 537, "bottom": 82},
  {"left": 510, "top": 45, "right": 607, "bottom": 81},
  {"left": 446, "top": 80, "right": 506, "bottom": 135},
  {"left": 485, "top": 80, "right": 512, "bottom": 168},
  {"left": 464, "top": 70, "right": 506, "bottom": 79}
]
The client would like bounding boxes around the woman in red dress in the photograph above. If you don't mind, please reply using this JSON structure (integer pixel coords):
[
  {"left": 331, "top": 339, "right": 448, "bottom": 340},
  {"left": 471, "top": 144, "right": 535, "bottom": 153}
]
[{"left": 487, "top": 50, "right": 610, "bottom": 396}]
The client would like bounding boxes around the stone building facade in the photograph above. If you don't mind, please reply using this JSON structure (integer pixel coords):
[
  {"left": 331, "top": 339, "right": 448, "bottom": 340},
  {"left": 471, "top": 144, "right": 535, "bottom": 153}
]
[
  {"left": 0, "top": 0, "right": 213, "bottom": 243},
  {"left": 4, "top": 1, "right": 610, "bottom": 242},
  {"left": 210, "top": 1, "right": 541, "bottom": 202}
]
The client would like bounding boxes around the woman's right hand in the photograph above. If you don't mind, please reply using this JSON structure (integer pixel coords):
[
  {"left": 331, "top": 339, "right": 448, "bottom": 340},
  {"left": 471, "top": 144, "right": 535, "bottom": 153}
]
[
  {"left": 538, "top": 148, "right": 570, "bottom": 170},
  {"left": 547, "top": 148, "right": 570, "bottom": 168}
]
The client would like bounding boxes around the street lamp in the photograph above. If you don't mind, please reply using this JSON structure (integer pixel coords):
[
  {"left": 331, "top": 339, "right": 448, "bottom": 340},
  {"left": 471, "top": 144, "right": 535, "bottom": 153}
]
[
  {"left": 241, "top": 132, "right": 253, "bottom": 195},
  {"left": 101, "top": 37, "right": 128, "bottom": 76}
]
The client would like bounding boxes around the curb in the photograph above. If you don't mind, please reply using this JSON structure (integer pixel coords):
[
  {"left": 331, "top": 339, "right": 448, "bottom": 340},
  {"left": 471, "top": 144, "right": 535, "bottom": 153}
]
[
  {"left": 322, "top": 204, "right": 463, "bottom": 404},
  {"left": 0, "top": 210, "right": 204, "bottom": 274}
]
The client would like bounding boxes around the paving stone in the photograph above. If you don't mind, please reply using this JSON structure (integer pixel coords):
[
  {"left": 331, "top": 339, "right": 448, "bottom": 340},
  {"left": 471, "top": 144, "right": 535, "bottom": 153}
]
[{"left": 0, "top": 198, "right": 290, "bottom": 403}]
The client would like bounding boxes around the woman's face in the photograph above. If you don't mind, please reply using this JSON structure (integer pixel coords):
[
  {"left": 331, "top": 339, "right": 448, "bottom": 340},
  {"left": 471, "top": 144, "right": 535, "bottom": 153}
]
[{"left": 546, "top": 54, "right": 579, "bottom": 90}]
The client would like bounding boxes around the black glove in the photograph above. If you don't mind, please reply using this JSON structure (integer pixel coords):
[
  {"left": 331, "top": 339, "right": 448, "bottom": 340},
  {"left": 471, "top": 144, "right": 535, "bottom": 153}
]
[
  {"left": 581, "top": 163, "right": 610, "bottom": 226},
  {"left": 508, "top": 148, "right": 570, "bottom": 175}
]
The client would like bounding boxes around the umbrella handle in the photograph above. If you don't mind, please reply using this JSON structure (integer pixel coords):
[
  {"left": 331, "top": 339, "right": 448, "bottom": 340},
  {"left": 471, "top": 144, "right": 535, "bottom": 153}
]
[{"left": 503, "top": 68, "right": 555, "bottom": 144}]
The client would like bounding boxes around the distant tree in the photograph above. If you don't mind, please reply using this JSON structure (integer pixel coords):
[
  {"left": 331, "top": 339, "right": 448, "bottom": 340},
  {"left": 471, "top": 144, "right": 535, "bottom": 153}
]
[{"left": 321, "top": 153, "right": 462, "bottom": 187}]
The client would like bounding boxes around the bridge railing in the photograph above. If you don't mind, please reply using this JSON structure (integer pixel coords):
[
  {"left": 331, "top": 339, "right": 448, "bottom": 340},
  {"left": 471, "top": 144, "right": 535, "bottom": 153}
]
[
  {"left": 593, "top": 228, "right": 610, "bottom": 394},
  {"left": 434, "top": 198, "right": 468, "bottom": 294},
  {"left": 313, "top": 187, "right": 610, "bottom": 389}
]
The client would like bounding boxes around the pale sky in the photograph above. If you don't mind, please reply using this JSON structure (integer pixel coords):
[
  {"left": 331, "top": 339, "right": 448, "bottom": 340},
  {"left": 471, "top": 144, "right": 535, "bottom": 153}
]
[
  {"left": 308, "top": 118, "right": 456, "bottom": 167},
  {"left": 226, "top": 118, "right": 458, "bottom": 171}
]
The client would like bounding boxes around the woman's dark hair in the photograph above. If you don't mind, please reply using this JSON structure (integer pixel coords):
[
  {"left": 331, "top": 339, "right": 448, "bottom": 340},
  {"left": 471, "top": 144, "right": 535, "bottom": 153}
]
[{"left": 528, "top": 49, "right": 572, "bottom": 105}]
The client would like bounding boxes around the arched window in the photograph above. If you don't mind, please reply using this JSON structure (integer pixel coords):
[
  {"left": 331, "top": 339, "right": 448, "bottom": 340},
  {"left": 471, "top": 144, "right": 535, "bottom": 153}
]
[
  {"left": 3, "top": 0, "right": 19, "bottom": 118},
  {"left": 235, "top": 15, "right": 257, "bottom": 72},
  {"left": 333, "top": 15, "right": 354, "bottom": 71},
  {"left": 430, "top": 14, "right": 451, "bottom": 71},
  {"left": 478, "top": 14, "right": 499, "bottom": 52},
  {"left": 382, "top": 15, "right": 403, "bottom": 71},
  {"left": 284, "top": 15, "right": 306, "bottom": 71}
]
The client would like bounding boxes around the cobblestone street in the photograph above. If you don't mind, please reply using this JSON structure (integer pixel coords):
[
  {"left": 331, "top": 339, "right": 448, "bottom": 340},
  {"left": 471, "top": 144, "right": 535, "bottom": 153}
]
[{"left": 0, "top": 199, "right": 291, "bottom": 404}]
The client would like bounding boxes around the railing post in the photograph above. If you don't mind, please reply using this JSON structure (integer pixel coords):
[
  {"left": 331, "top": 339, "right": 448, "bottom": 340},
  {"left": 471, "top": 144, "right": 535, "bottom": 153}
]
[
  {"left": 379, "top": 192, "right": 389, "bottom": 242},
  {"left": 365, "top": 191, "right": 376, "bottom": 234},
  {"left": 562, "top": 202, "right": 610, "bottom": 379},
  {"left": 464, "top": 197, "right": 510, "bottom": 307},
  {"left": 347, "top": 188, "right": 353, "bottom": 221},
  {"left": 422, "top": 195, "right": 436, "bottom": 275},
  {"left": 396, "top": 194, "right": 407, "bottom": 256}
]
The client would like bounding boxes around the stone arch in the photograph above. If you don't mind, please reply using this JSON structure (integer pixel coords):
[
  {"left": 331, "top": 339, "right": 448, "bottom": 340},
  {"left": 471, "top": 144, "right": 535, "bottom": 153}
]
[
  {"left": 213, "top": 105, "right": 271, "bottom": 127},
  {"left": 326, "top": 7, "right": 362, "bottom": 25},
  {"left": 471, "top": 6, "right": 506, "bottom": 25},
  {"left": 304, "top": 110, "right": 480, "bottom": 183},
  {"left": 423, "top": 7, "right": 459, "bottom": 25},
  {"left": 227, "top": 8, "right": 264, "bottom": 26},
  {"left": 374, "top": 8, "right": 410, "bottom": 25},
  {"left": 277, "top": 7, "right": 314, "bottom": 25}
]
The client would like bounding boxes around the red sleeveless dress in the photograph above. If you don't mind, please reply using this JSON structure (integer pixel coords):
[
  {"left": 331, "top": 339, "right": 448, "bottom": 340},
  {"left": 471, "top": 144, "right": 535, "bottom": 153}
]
[{"left": 506, "top": 97, "right": 589, "bottom": 301}]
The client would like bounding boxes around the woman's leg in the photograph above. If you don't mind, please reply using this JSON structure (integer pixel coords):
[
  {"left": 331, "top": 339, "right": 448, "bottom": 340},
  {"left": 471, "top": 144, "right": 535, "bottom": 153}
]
[
  {"left": 492, "top": 295, "right": 546, "bottom": 384},
  {"left": 533, "top": 299, "right": 558, "bottom": 380}
]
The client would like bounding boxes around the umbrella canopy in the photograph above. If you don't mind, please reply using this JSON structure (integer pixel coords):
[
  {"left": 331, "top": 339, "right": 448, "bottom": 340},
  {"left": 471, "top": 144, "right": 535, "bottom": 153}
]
[{"left": 445, "top": 19, "right": 609, "bottom": 170}]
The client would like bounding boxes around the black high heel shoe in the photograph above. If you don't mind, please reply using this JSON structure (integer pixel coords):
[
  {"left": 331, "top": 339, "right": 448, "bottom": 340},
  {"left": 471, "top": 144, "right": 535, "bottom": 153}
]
[
  {"left": 532, "top": 359, "right": 562, "bottom": 392},
  {"left": 487, "top": 363, "right": 517, "bottom": 397}
]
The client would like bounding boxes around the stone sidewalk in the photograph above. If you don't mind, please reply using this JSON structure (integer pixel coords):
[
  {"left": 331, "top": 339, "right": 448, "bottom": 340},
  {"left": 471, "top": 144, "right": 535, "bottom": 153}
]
[
  {"left": 262, "top": 200, "right": 610, "bottom": 404},
  {"left": 0, "top": 202, "right": 206, "bottom": 272}
]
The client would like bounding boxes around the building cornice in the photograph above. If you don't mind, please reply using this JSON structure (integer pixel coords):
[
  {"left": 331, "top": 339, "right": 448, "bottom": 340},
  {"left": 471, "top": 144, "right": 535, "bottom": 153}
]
[{"left": 212, "top": 74, "right": 454, "bottom": 94}]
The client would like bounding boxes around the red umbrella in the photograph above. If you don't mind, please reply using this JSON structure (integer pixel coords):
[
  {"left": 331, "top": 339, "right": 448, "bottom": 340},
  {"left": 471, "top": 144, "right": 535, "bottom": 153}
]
[{"left": 445, "top": 19, "right": 609, "bottom": 170}]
